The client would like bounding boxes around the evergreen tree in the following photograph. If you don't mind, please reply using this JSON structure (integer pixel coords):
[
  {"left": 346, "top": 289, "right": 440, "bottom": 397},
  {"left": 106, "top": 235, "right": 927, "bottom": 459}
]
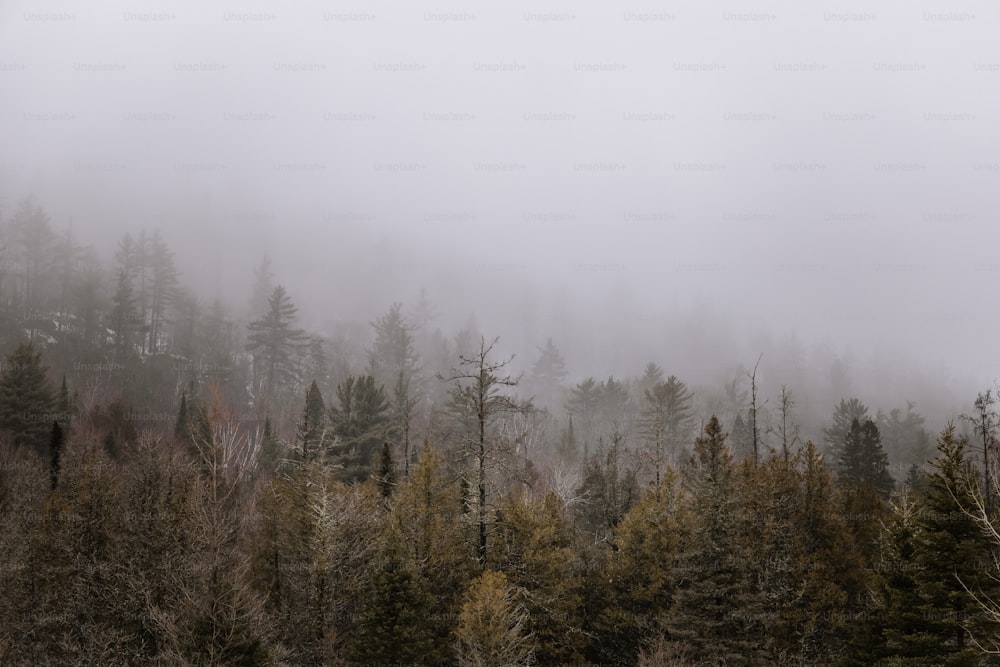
[
  {"left": 0, "top": 342, "right": 56, "bottom": 454},
  {"left": 346, "top": 537, "right": 439, "bottom": 664},
  {"left": 48, "top": 420, "right": 63, "bottom": 490},
  {"left": 839, "top": 418, "right": 894, "bottom": 496},
  {"left": 668, "top": 416, "right": 764, "bottom": 663},
  {"left": 607, "top": 467, "right": 686, "bottom": 663},
  {"left": 882, "top": 424, "right": 998, "bottom": 664},
  {"left": 296, "top": 380, "right": 327, "bottom": 463},
  {"left": 329, "top": 375, "right": 392, "bottom": 482},
  {"left": 824, "top": 397, "right": 870, "bottom": 474},
  {"left": 245, "top": 285, "right": 309, "bottom": 410},
  {"left": 529, "top": 337, "right": 568, "bottom": 409},
  {"left": 110, "top": 269, "right": 140, "bottom": 356},
  {"left": 377, "top": 441, "right": 395, "bottom": 498}
]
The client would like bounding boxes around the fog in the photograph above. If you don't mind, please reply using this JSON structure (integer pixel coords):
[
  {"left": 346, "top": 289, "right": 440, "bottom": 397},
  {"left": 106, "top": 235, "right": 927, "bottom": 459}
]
[{"left": 2, "top": 1, "right": 998, "bottom": 426}]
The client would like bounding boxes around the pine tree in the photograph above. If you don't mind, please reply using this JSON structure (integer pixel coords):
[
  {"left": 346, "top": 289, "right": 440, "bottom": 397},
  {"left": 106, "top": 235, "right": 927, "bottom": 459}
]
[
  {"left": 245, "top": 285, "right": 309, "bottom": 411},
  {"left": 0, "top": 343, "right": 56, "bottom": 455},
  {"left": 329, "top": 375, "right": 392, "bottom": 482}
]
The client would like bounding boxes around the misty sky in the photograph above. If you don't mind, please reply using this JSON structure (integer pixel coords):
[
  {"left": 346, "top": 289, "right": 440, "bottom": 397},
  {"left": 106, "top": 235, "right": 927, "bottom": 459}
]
[{"left": 1, "top": 1, "right": 998, "bottom": 402}]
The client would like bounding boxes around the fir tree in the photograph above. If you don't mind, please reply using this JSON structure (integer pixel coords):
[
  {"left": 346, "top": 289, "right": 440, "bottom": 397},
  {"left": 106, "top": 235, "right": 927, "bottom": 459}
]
[
  {"left": 824, "top": 397, "right": 870, "bottom": 474},
  {"left": 296, "top": 381, "right": 326, "bottom": 463},
  {"left": 669, "top": 416, "right": 765, "bottom": 663},
  {"left": 0, "top": 343, "right": 56, "bottom": 455}
]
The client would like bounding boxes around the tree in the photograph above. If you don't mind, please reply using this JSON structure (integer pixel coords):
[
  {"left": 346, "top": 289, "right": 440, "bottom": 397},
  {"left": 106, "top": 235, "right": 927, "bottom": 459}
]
[
  {"left": 0, "top": 343, "right": 55, "bottom": 455},
  {"left": 454, "top": 569, "right": 535, "bottom": 666},
  {"left": 877, "top": 402, "right": 931, "bottom": 473},
  {"left": 878, "top": 424, "right": 996, "bottom": 664},
  {"left": 9, "top": 197, "right": 54, "bottom": 316},
  {"left": 296, "top": 381, "right": 327, "bottom": 463},
  {"left": 110, "top": 269, "right": 140, "bottom": 357},
  {"left": 641, "top": 375, "right": 695, "bottom": 482},
  {"left": 368, "top": 302, "right": 421, "bottom": 393},
  {"left": 346, "top": 536, "right": 439, "bottom": 664},
  {"left": 48, "top": 420, "right": 63, "bottom": 490},
  {"left": 567, "top": 378, "right": 602, "bottom": 459},
  {"left": 377, "top": 441, "right": 395, "bottom": 498},
  {"left": 392, "top": 444, "right": 474, "bottom": 656},
  {"left": 576, "top": 431, "right": 640, "bottom": 540},
  {"left": 441, "top": 337, "right": 529, "bottom": 568},
  {"left": 607, "top": 467, "right": 686, "bottom": 663},
  {"left": 328, "top": 375, "right": 392, "bottom": 482},
  {"left": 145, "top": 230, "right": 179, "bottom": 354},
  {"left": 529, "top": 338, "right": 568, "bottom": 409},
  {"left": 248, "top": 256, "right": 274, "bottom": 319},
  {"left": 747, "top": 354, "right": 765, "bottom": 464},
  {"left": 769, "top": 384, "right": 800, "bottom": 462},
  {"left": 839, "top": 418, "right": 894, "bottom": 496},
  {"left": 823, "top": 397, "right": 870, "bottom": 474},
  {"left": 962, "top": 389, "right": 999, "bottom": 511},
  {"left": 490, "top": 493, "right": 587, "bottom": 663},
  {"left": 668, "top": 416, "right": 764, "bottom": 663},
  {"left": 245, "top": 285, "right": 309, "bottom": 411}
]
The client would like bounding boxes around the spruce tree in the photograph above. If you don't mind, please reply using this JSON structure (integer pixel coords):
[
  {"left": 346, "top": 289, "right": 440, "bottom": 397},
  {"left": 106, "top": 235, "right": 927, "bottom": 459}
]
[
  {"left": 668, "top": 416, "right": 764, "bottom": 663},
  {"left": 296, "top": 381, "right": 326, "bottom": 463},
  {"left": 345, "top": 537, "right": 439, "bottom": 664},
  {"left": 0, "top": 343, "right": 56, "bottom": 455},
  {"left": 824, "top": 397, "right": 870, "bottom": 474},
  {"left": 48, "top": 420, "right": 63, "bottom": 490},
  {"left": 882, "top": 424, "right": 998, "bottom": 663}
]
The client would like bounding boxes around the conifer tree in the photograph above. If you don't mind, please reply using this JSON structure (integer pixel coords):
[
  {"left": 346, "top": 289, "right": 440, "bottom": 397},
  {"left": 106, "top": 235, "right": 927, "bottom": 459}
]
[
  {"left": 881, "top": 424, "right": 998, "bottom": 663},
  {"left": 245, "top": 285, "right": 309, "bottom": 410},
  {"left": 824, "top": 397, "right": 870, "bottom": 474},
  {"left": 345, "top": 536, "right": 439, "bottom": 664},
  {"left": 329, "top": 375, "right": 392, "bottom": 482},
  {"left": 48, "top": 420, "right": 63, "bottom": 490},
  {"left": 668, "top": 416, "right": 764, "bottom": 663},
  {"left": 0, "top": 342, "right": 56, "bottom": 455},
  {"left": 296, "top": 380, "right": 327, "bottom": 463}
]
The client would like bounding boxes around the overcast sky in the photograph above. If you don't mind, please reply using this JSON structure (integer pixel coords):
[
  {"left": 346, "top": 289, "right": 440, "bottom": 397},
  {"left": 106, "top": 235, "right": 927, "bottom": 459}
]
[{"left": 1, "top": 1, "right": 998, "bottom": 404}]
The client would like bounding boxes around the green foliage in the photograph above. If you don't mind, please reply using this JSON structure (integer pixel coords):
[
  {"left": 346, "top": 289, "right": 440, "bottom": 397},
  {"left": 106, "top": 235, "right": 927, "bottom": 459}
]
[
  {"left": 246, "top": 285, "right": 309, "bottom": 410},
  {"left": 329, "top": 374, "right": 392, "bottom": 482},
  {"left": 0, "top": 343, "right": 56, "bottom": 455},
  {"left": 839, "top": 418, "right": 895, "bottom": 496},
  {"left": 824, "top": 397, "right": 870, "bottom": 473}
]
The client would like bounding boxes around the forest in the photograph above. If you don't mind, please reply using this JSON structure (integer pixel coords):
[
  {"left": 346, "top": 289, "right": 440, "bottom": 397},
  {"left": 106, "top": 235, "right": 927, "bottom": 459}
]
[{"left": 1, "top": 196, "right": 1000, "bottom": 666}]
